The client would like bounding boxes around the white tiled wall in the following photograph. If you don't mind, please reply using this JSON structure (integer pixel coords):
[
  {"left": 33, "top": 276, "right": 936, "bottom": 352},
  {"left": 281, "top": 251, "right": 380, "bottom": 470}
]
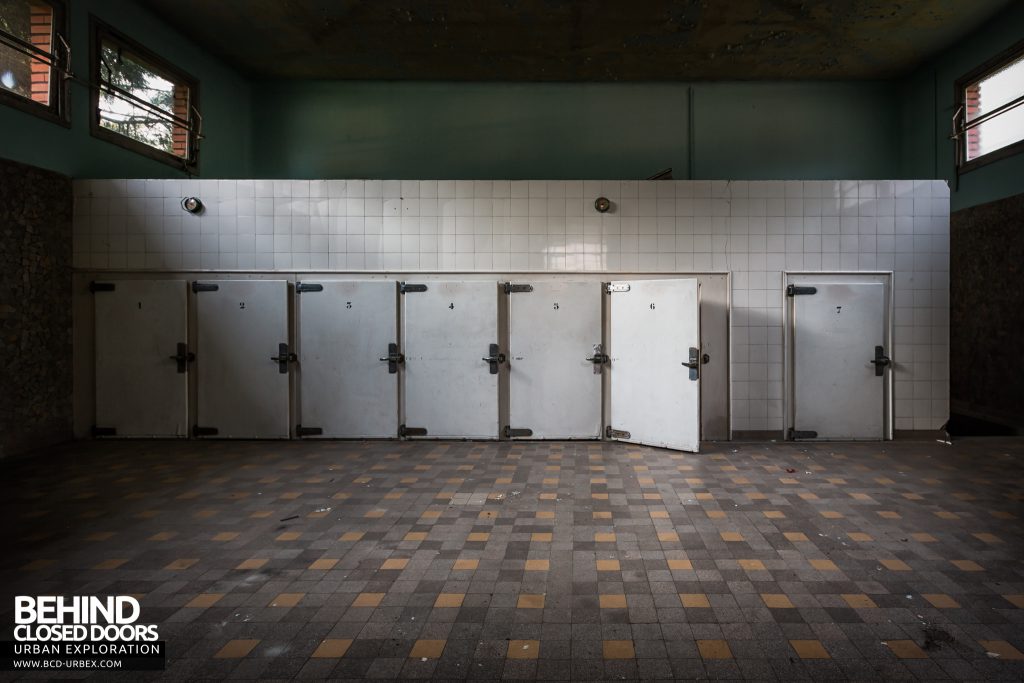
[{"left": 72, "top": 178, "right": 950, "bottom": 432}]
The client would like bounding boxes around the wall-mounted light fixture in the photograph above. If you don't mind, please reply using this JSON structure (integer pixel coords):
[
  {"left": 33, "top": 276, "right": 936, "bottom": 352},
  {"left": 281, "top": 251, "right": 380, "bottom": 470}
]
[
  {"left": 594, "top": 197, "right": 611, "bottom": 213},
  {"left": 180, "top": 196, "right": 204, "bottom": 214}
]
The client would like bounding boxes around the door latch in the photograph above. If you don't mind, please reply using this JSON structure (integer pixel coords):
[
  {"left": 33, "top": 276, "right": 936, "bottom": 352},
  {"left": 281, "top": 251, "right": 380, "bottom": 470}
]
[
  {"left": 270, "top": 343, "right": 297, "bottom": 373},
  {"left": 169, "top": 342, "right": 195, "bottom": 373},
  {"left": 586, "top": 343, "right": 609, "bottom": 373},
  {"left": 681, "top": 347, "right": 701, "bottom": 380},
  {"left": 379, "top": 342, "right": 404, "bottom": 374},
  {"left": 870, "top": 345, "right": 891, "bottom": 376},
  {"left": 482, "top": 343, "right": 505, "bottom": 374}
]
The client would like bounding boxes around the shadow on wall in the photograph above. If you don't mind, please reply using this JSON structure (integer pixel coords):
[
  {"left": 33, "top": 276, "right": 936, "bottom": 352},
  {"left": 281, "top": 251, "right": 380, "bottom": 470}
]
[
  {"left": 949, "top": 191, "right": 1024, "bottom": 435},
  {"left": 0, "top": 158, "right": 74, "bottom": 457}
]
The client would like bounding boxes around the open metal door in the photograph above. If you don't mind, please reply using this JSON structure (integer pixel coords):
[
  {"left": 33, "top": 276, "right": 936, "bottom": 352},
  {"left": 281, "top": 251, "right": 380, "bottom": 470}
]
[
  {"left": 295, "top": 280, "right": 398, "bottom": 438},
  {"left": 507, "top": 281, "right": 602, "bottom": 439},
  {"left": 789, "top": 278, "right": 889, "bottom": 440},
  {"left": 608, "top": 278, "right": 701, "bottom": 452},
  {"left": 93, "top": 279, "right": 189, "bottom": 437},
  {"left": 194, "top": 279, "right": 290, "bottom": 438},
  {"left": 402, "top": 280, "right": 499, "bottom": 438}
]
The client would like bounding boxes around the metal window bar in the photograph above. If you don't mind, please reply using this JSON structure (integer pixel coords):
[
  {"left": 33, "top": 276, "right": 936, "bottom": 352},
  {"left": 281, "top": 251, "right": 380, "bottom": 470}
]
[
  {"left": 0, "top": 26, "right": 202, "bottom": 144},
  {"left": 950, "top": 90, "right": 1024, "bottom": 190},
  {"left": 98, "top": 51, "right": 194, "bottom": 132}
]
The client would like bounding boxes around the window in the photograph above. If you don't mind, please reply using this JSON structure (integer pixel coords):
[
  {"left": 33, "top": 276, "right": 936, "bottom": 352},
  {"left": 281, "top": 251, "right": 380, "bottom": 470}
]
[
  {"left": 0, "top": 0, "right": 68, "bottom": 123},
  {"left": 90, "top": 18, "right": 199, "bottom": 170},
  {"left": 954, "top": 39, "right": 1024, "bottom": 172}
]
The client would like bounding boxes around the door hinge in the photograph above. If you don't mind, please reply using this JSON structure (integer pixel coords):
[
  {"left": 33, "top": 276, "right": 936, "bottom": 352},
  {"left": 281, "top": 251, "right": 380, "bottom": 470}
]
[
  {"left": 504, "top": 426, "right": 533, "bottom": 438},
  {"left": 400, "top": 282, "right": 428, "bottom": 294},
  {"left": 271, "top": 343, "right": 297, "bottom": 373},
  {"left": 399, "top": 424, "right": 428, "bottom": 437},
  {"left": 193, "top": 425, "right": 218, "bottom": 437},
  {"left": 586, "top": 343, "right": 609, "bottom": 374},
  {"left": 681, "top": 346, "right": 701, "bottom": 380},
  {"left": 170, "top": 342, "right": 195, "bottom": 373},
  {"left": 786, "top": 285, "right": 817, "bottom": 297},
  {"left": 870, "top": 345, "right": 891, "bottom": 377},
  {"left": 91, "top": 426, "right": 116, "bottom": 436},
  {"left": 482, "top": 343, "right": 505, "bottom": 374},
  {"left": 606, "top": 426, "right": 631, "bottom": 439},
  {"left": 788, "top": 428, "right": 818, "bottom": 440},
  {"left": 379, "top": 342, "right": 404, "bottom": 374},
  {"left": 192, "top": 281, "right": 219, "bottom": 293},
  {"left": 296, "top": 282, "right": 323, "bottom": 293},
  {"left": 606, "top": 283, "right": 630, "bottom": 293},
  {"left": 296, "top": 425, "right": 323, "bottom": 437},
  {"left": 504, "top": 283, "right": 534, "bottom": 294},
  {"left": 89, "top": 281, "right": 115, "bottom": 293}
]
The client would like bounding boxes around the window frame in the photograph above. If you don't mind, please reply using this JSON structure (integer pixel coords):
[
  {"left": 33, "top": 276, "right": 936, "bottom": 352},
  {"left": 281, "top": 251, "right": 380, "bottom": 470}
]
[
  {"left": 0, "top": 0, "right": 70, "bottom": 126},
  {"left": 954, "top": 38, "right": 1024, "bottom": 175},
  {"left": 89, "top": 16, "right": 200, "bottom": 172}
]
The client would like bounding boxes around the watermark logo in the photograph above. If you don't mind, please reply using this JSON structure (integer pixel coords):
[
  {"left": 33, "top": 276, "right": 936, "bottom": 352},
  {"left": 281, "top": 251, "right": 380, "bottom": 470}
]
[{"left": 2, "top": 596, "right": 165, "bottom": 671}]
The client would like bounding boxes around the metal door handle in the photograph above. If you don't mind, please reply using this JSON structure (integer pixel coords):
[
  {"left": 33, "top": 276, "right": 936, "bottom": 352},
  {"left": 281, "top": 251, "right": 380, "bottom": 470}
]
[
  {"left": 270, "top": 343, "right": 296, "bottom": 373},
  {"left": 169, "top": 342, "right": 195, "bottom": 373},
  {"left": 682, "top": 347, "right": 700, "bottom": 380},
  {"left": 483, "top": 343, "right": 505, "bottom": 374},
  {"left": 870, "top": 345, "right": 890, "bottom": 376},
  {"left": 380, "top": 342, "right": 404, "bottom": 374},
  {"left": 586, "top": 353, "right": 609, "bottom": 364}
]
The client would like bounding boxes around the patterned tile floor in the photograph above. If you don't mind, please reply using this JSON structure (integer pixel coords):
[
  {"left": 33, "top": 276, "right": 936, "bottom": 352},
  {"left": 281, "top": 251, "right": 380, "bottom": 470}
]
[{"left": 1, "top": 438, "right": 1023, "bottom": 681}]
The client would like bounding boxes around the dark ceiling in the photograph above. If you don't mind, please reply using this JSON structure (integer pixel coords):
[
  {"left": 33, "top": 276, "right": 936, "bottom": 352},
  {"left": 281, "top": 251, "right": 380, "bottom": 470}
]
[{"left": 138, "top": 0, "right": 1012, "bottom": 81}]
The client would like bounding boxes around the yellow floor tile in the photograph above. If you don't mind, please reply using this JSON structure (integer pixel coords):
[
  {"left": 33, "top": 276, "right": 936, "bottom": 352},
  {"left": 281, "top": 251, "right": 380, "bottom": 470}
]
[
  {"left": 680, "top": 593, "right": 710, "bottom": 608},
  {"left": 842, "top": 594, "right": 877, "bottom": 608},
  {"left": 602, "top": 640, "right": 635, "bottom": 659},
  {"left": 185, "top": 593, "right": 223, "bottom": 608},
  {"left": 434, "top": 593, "right": 464, "bottom": 608},
  {"left": 790, "top": 640, "right": 830, "bottom": 659},
  {"left": 922, "top": 593, "right": 960, "bottom": 608},
  {"left": 409, "top": 639, "right": 446, "bottom": 659},
  {"left": 517, "top": 594, "right": 545, "bottom": 609},
  {"left": 269, "top": 592, "right": 304, "bottom": 607},
  {"left": 599, "top": 594, "right": 628, "bottom": 609},
  {"left": 885, "top": 640, "right": 927, "bottom": 659},
  {"left": 697, "top": 639, "right": 733, "bottom": 659},
  {"left": 761, "top": 593, "right": 794, "bottom": 609},
  {"left": 214, "top": 639, "right": 259, "bottom": 658},
  {"left": 352, "top": 592, "right": 384, "bottom": 608},
  {"left": 507, "top": 639, "right": 541, "bottom": 659},
  {"left": 978, "top": 640, "right": 1024, "bottom": 660}
]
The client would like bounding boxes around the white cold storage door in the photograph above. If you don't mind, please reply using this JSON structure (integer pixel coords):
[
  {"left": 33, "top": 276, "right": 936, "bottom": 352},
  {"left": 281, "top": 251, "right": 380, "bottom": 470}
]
[
  {"left": 507, "top": 281, "right": 603, "bottom": 439},
  {"left": 194, "top": 280, "right": 290, "bottom": 438},
  {"left": 296, "top": 280, "right": 399, "bottom": 438},
  {"left": 608, "top": 279, "right": 701, "bottom": 452},
  {"left": 94, "top": 279, "right": 189, "bottom": 437},
  {"left": 402, "top": 281, "right": 499, "bottom": 438}
]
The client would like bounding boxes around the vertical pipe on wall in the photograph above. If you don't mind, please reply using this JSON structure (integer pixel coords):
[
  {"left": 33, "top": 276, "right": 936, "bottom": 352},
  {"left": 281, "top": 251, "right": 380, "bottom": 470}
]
[{"left": 687, "top": 86, "right": 695, "bottom": 180}]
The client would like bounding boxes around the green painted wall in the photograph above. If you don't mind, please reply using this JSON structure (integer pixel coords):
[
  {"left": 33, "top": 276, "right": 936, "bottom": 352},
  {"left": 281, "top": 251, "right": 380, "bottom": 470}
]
[
  {"left": 252, "top": 81, "right": 900, "bottom": 180},
  {"left": 900, "top": 2, "right": 1024, "bottom": 211},
  {"left": 0, "top": 0, "right": 252, "bottom": 178}
]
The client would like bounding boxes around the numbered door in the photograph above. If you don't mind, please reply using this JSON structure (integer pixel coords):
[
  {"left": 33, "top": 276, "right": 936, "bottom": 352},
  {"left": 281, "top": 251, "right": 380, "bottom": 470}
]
[
  {"left": 296, "top": 281, "right": 398, "bottom": 438},
  {"left": 93, "top": 280, "right": 189, "bottom": 437},
  {"left": 790, "top": 277, "right": 889, "bottom": 440},
  {"left": 608, "top": 279, "right": 701, "bottom": 452},
  {"left": 507, "top": 281, "right": 602, "bottom": 438},
  {"left": 194, "top": 280, "right": 290, "bottom": 438},
  {"left": 402, "top": 281, "right": 499, "bottom": 438}
]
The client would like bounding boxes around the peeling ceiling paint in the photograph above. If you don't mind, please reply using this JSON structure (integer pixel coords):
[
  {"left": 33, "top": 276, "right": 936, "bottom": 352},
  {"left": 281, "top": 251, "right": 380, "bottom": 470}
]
[{"left": 138, "top": 0, "right": 1013, "bottom": 80}]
